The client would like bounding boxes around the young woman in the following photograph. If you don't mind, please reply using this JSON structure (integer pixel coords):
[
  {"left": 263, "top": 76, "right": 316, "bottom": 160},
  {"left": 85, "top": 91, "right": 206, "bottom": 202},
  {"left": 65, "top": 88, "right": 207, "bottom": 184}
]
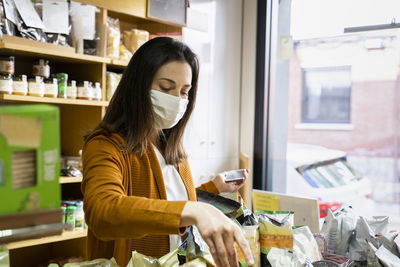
[{"left": 81, "top": 37, "right": 254, "bottom": 267}]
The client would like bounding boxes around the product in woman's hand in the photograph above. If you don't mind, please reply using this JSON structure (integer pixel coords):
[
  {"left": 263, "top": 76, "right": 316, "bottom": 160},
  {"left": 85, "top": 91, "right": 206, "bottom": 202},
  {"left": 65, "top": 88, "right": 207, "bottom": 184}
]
[{"left": 225, "top": 169, "right": 246, "bottom": 183}]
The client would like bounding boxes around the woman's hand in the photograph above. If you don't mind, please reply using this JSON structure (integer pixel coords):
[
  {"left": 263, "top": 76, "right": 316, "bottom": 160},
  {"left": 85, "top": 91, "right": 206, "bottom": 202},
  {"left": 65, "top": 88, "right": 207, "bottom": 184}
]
[
  {"left": 181, "top": 201, "right": 254, "bottom": 267},
  {"left": 213, "top": 169, "right": 248, "bottom": 193}
]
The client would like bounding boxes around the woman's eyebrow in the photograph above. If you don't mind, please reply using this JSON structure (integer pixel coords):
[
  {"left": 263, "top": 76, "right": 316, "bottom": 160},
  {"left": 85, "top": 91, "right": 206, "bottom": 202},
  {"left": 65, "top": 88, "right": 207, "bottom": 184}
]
[
  {"left": 158, "top": 78, "right": 176, "bottom": 84},
  {"left": 158, "top": 78, "right": 191, "bottom": 88}
]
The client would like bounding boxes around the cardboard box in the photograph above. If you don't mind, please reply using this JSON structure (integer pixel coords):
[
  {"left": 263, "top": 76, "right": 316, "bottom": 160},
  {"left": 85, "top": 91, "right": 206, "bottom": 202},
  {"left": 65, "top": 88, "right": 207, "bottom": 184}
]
[{"left": 0, "top": 104, "right": 60, "bottom": 216}]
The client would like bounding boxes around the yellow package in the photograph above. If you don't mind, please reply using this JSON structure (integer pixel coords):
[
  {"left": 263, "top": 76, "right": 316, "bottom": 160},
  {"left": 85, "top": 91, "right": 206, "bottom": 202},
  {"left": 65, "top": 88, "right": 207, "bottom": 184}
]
[
  {"left": 235, "top": 225, "right": 261, "bottom": 267},
  {"left": 123, "top": 29, "right": 149, "bottom": 54}
]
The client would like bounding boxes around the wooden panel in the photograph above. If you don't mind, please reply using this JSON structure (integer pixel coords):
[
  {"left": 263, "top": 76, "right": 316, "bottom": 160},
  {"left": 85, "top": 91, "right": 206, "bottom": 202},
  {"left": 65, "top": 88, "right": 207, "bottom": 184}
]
[
  {"left": 239, "top": 152, "right": 250, "bottom": 206},
  {"left": 0, "top": 35, "right": 110, "bottom": 64},
  {"left": 59, "top": 176, "right": 83, "bottom": 184},
  {"left": 10, "top": 244, "right": 51, "bottom": 267},
  {"left": 6, "top": 230, "right": 87, "bottom": 250},
  {"left": 77, "top": 0, "right": 146, "bottom": 18},
  {"left": 60, "top": 105, "right": 103, "bottom": 156},
  {"left": 0, "top": 94, "right": 108, "bottom": 107}
]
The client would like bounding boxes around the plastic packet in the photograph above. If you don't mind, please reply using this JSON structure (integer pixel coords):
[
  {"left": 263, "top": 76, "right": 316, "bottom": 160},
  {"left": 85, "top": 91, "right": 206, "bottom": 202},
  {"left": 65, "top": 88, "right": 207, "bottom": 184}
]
[
  {"left": 292, "top": 226, "right": 323, "bottom": 263},
  {"left": 366, "top": 242, "right": 382, "bottom": 267},
  {"left": 375, "top": 245, "right": 400, "bottom": 267},
  {"left": 367, "top": 216, "right": 388, "bottom": 234},
  {"left": 236, "top": 225, "right": 260, "bottom": 267},
  {"left": 197, "top": 189, "right": 241, "bottom": 216},
  {"left": 106, "top": 71, "right": 122, "bottom": 101},
  {"left": 183, "top": 226, "right": 215, "bottom": 266},
  {"left": 158, "top": 249, "right": 179, "bottom": 267},
  {"left": 107, "top": 17, "right": 120, "bottom": 59},
  {"left": 349, "top": 216, "right": 378, "bottom": 261},
  {"left": 376, "top": 232, "right": 400, "bottom": 257},
  {"left": 257, "top": 211, "right": 294, "bottom": 266},
  {"left": 123, "top": 29, "right": 149, "bottom": 54},
  {"left": 266, "top": 247, "right": 303, "bottom": 267},
  {"left": 129, "top": 251, "right": 159, "bottom": 267},
  {"left": 320, "top": 207, "right": 357, "bottom": 256},
  {"left": 63, "top": 258, "right": 119, "bottom": 267},
  {"left": 119, "top": 44, "right": 133, "bottom": 62}
]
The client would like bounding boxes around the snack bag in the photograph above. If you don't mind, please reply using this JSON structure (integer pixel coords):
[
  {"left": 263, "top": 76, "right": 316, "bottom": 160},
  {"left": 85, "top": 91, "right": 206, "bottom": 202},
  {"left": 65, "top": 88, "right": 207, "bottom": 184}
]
[
  {"left": 257, "top": 211, "right": 294, "bottom": 266},
  {"left": 236, "top": 225, "right": 260, "bottom": 267}
]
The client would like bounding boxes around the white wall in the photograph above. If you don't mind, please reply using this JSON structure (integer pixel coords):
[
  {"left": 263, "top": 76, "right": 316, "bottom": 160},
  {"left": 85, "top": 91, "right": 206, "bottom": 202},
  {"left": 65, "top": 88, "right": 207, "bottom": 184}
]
[{"left": 183, "top": 0, "right": 244, "bottom": 186}]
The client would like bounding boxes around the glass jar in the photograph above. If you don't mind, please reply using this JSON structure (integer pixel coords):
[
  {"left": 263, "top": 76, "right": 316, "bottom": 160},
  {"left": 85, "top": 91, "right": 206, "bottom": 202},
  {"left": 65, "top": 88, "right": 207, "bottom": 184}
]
[
  {"left": 92, "top": 82, "right": 102, "bottom": 101},
  {"left": 32, "top": 59, "right": 50, "bottom": 78},
  {"left": 44, "top": 78, "right": 58, "bottom": 98},
  {"left": 66, "top": 80, "right": 77, "bottom": 99},
  {"left": 0, "top": 74, "right": 13, "bottom": 94},
  {"left": 28, "top": 76, "right": 44, "bottom": 97},
  {"left": 12, "top": 75, "right": 28, "bottom": 95},
  {"left": 65, "top": 205, "right": 76, "bottom": 230},
  {"left": 57, "top": 73, "right": 68, "bottom": 99},
  {"left": 77, "top": 81, "right": 92, "bottom": 100},
  {"left": 0, "top": 56, "right": 14, "bottom": 75}
]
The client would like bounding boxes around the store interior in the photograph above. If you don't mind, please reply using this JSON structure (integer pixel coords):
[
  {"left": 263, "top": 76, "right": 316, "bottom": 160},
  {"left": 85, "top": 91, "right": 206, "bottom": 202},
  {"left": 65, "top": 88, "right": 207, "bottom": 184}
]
[{"left": 1, "top": 0, "right": 400, "bottom": 266}]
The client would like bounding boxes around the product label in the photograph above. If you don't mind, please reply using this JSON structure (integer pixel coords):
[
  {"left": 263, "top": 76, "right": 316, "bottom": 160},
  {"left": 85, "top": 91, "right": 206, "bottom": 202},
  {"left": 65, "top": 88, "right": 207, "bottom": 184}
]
[
  {"left": 0, "top": 79, "right": 12, "bottom": 92},
  {"left": 13, "top": 81, "right": 28, "bottom": 93},
  {"left": 78, "top": 86, "right": 92, "bottom": 99},
  {"left": 44, "top": 83, "right": 58, "bottom": 95},
  {"left": 0, "top": 61, "right": 14, "bottom": 74},
  {"left": 33, "top": 65, "right": 50, "bottom": 78}
]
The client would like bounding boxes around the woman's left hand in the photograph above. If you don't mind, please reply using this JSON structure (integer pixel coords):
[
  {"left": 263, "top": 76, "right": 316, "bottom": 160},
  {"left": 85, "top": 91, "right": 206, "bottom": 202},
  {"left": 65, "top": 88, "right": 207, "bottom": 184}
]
[{"left": 212, "top": 169, "right": 248, "bottom": 193}]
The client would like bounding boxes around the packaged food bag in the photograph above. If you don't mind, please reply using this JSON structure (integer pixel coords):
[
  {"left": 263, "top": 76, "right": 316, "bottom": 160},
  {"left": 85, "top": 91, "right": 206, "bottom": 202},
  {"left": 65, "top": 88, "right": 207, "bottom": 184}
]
[
  {"left": 257, "top": 211, "right": 294, "bottom": 266},
  {"left": 236, "top": 225, "right": 260, "bottom": 267}
]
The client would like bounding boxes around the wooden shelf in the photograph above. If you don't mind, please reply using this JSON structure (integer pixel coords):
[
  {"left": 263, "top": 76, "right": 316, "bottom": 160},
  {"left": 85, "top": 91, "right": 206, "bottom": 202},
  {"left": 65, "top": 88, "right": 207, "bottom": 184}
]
[
  {"left": 6, "top": 229, "right": 87, "bottom": 250},
  {"left": 59, "top": 176, "right": 83, "bottom": 184},
  {"left": 108, "top": 58, "right": 128, "bottom": 68},
  {"left": 0, "top": 94, "right": 109, "bottom": 107},
  {"left": 0, "top": 35, "right": 110, "bottom": 64}
]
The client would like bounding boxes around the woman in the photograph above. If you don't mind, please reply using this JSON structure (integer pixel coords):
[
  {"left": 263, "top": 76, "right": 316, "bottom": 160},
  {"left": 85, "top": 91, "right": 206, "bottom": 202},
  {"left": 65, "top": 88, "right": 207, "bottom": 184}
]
[{"left": 82, "top": 37, "right": 254, "bottom": 267}]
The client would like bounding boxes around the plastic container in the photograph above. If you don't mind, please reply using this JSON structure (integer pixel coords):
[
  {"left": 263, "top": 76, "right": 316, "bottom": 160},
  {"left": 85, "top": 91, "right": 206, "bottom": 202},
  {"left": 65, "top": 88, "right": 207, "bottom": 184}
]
[
  {"left": 0, "top": 56, "right": 14, "bottom": 75},
  {"left": 57, "top": 73, "right": 68, "bottom": 98},
  {"left": 66, "top": 205, "right": 76, "bottom": 229},
  {"left": 12, "top": 75, "right": 28, "bottom": 95},
  {"left": 66, "top": 80, "right": 77, "bottom": 99},
  {"left": 92, "top": 82, "right": 102, "bottom": 101},
  {"left": 61, "top": 204, "right": 67, "bottom": 224},
  {"left": 77, "top": 81, "right": 92, "bottom": 100},
  {"left": 33, "top": 59, "right": 50, "bottom": 78},
  {"left": 44, "top": 78, "right": 58, "bottom": 98},
  {"left": 28, "top": 76, "right": 44, "bottom": 97},
  {"left": 74, "top": 201, "right": 84, "bottom": 230},
  {"left": 0, "top": 74, "right": 13, "bottom": 94}
]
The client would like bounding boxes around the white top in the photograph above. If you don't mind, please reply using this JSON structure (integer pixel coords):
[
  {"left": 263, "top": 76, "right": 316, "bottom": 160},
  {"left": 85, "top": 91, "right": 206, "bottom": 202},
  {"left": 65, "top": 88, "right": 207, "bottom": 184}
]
[{"left": 152, "top": 145, "right": 188, "bottom": 252}]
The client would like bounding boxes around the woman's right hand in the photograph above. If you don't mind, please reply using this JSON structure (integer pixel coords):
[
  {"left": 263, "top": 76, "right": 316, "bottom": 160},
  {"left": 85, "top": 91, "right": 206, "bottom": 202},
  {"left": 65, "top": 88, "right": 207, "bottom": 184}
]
[{"left": 181, "top": 201, "right": 254, "bottom": 267}]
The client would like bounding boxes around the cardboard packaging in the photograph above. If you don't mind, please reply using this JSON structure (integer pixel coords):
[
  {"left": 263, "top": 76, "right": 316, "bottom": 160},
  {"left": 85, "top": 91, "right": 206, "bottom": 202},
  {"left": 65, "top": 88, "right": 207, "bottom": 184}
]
[{"left": 0, "top": 104, "right": 60, "bottom": 216}]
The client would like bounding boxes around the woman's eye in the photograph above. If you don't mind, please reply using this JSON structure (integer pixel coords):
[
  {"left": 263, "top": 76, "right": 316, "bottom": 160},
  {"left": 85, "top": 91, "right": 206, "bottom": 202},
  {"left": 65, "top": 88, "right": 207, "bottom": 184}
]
[
  {"left": 160, "top": 86, "right": 171, "bottom": 91},
  {"left": 181, "top": 91, "right": 189, "bottom": 96}
]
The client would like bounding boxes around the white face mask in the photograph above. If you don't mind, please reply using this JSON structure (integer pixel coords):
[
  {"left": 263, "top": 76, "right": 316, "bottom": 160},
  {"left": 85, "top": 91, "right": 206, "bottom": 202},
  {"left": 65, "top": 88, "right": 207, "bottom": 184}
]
[{"left": 151, "top": 89, "right": 189, "bottom": 129}]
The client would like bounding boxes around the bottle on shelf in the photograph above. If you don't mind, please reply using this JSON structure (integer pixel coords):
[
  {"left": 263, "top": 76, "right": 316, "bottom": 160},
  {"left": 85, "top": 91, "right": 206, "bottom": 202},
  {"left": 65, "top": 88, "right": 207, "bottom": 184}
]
[
  {"left": 92, "top": 82, "right": 102, "bottom": 101},
  {"left": 74, "top": 201, "right": 85, "bottom": 230},
  {"left": 12, "top": 75, "right": 28, "bottom": 96},
  {"left": 28, "top": 76, "right": 45, "bottom": 97}
]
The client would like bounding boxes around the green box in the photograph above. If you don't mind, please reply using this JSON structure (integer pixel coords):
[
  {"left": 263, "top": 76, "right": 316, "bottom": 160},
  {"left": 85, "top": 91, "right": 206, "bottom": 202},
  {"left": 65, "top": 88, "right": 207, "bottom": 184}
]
[{"left": 0, "top": 104, "right": 60, "bottom": 215}]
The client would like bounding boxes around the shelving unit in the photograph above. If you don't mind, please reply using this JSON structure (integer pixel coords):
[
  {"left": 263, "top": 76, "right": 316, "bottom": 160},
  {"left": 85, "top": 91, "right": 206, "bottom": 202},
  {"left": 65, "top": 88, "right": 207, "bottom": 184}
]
[
  {"left": 0, "top": 94, "right": 108, "bottom": 107},
  {"left": 6, "top": 230, "right": 87, "bottom": 250},
  {"left": 1, "top": 0, "right": 185, "bottom": 265},
  {"left": 59, "top": 176, "right": 83, "bottom": 184}
]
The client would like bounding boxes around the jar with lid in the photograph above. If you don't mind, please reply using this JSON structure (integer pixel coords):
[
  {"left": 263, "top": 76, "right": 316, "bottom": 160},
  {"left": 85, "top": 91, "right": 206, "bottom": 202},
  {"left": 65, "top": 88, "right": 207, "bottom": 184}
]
[
  {"left": 0, "top": 56, "right": 14, "bottom": 75},
  {"left": 92, "top": 82, "right": 102, "bottom": 101},
  {"left": 44, "top": 78, "right": 58, "bottom": 98},
  {"left": 12, "top": 75, "right": 28, "bottom": 95},
  {"left": 33, "top": 59, "right": 50, "bottom": 78},
  {"left": 28, "top": 76, "right": 45, "bottom": 97},
  {"left": 0, "top": 74, "right": 13, "bottom": 94},
  {"left": 57, "top": 73, "right": 68, "bottom": 99},
  {"left": 66, "top": 80, "right": 77, "bottom": 99},
  {"left": 77, "top": 81, "right": 92, "bottom": 100}
]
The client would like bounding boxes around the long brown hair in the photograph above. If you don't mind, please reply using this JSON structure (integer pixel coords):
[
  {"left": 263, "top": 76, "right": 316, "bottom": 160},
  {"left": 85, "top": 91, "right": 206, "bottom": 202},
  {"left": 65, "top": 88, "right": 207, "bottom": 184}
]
[{"left": 91, "top": 37, "right": 199, "bottom": 165}]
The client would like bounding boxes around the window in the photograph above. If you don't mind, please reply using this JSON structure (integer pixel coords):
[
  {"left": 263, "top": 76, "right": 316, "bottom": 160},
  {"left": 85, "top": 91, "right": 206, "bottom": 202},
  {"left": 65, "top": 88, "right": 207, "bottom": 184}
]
[{"left": 302, "top": 66, "right": 351, "bottom": 123}]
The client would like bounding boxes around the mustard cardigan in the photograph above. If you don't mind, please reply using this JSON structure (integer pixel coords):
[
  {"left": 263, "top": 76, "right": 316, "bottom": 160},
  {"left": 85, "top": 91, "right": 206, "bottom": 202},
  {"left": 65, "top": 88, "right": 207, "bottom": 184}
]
[{"left": 81, "top": 130, "right": 219, "bottom": 267}]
